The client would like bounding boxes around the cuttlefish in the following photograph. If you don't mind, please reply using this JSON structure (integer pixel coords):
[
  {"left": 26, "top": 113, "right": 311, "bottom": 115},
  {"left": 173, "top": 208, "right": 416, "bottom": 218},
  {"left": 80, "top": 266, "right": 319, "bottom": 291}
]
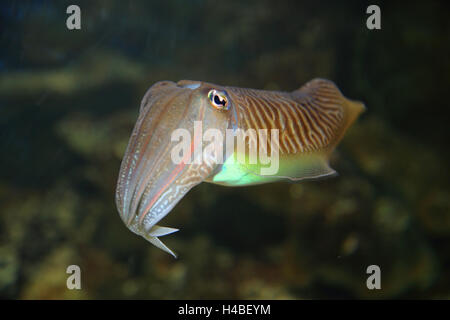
[{"left": 115, "top": 79, "right": 365, "bottom": 257}]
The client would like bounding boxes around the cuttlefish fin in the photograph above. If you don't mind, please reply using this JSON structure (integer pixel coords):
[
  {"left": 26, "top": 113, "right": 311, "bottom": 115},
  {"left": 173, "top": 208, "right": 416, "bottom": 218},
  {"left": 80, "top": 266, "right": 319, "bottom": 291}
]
[
  {"left": 277, "top": 154, "right": 338, "bottom": 182},
  {"left": 147, "top": 225, "right": 179, "bottom": 237},
  {"left": 210, "top": 151, "right": 338, "bottom": 186},
  {"left": 142, "top": 225, "right": 179, "bottom": 258},
  {"left": 293, "top": 78, "right": 366, "bottom": 135},
  {"left": 246, "top": 152, "right": 338, "bottom": 184}
]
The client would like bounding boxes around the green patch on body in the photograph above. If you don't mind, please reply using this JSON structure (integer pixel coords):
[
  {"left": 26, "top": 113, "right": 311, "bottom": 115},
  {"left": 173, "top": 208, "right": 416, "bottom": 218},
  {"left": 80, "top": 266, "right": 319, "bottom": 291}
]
[{"left": 210, "top": 151, "right": 336, "bottom": 186}]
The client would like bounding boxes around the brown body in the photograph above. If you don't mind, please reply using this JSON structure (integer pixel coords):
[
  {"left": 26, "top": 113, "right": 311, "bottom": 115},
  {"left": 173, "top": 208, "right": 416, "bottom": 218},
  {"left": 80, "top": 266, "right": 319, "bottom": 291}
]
[{"left": 115, "top": 79, "right": 365, "bottom": 256}]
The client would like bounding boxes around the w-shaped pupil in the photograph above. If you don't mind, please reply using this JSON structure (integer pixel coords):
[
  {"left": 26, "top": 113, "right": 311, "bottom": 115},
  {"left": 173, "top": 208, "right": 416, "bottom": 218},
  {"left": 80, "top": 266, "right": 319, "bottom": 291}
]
[{"left": 214, "top": 95, "right": 226, "bottom": 106}]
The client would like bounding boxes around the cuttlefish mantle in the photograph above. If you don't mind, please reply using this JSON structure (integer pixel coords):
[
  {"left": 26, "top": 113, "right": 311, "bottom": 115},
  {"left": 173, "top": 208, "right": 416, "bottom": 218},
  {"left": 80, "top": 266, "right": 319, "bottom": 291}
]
[{"left": 115, "top": 79, "right": 365, "bottom": 257}]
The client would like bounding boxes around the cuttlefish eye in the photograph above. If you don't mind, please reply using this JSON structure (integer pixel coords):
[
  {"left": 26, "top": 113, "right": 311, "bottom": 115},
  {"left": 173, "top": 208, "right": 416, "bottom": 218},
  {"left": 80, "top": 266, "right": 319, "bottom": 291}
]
[{"left": 208, "top": 89, "right": 229, "bottom": 110}]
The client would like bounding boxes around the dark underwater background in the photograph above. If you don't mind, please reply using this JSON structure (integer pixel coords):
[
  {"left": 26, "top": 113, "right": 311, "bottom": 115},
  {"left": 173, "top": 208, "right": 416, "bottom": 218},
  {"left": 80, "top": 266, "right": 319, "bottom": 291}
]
[{"left": 0, "top": 0, "right": 449, "bottom": 299}]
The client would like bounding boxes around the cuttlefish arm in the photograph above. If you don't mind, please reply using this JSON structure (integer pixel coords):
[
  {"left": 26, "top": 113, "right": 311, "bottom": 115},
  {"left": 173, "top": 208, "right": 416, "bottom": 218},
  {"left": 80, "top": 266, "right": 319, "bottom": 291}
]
[
  {"left": 137, "top": 225, "right": 179, "bottom": 257},
  {"left": 115, "top": 79, "right": 365, "bottom": 257},
  {"left": 115, "top": 80, "right": 230, "bottom": 257}
]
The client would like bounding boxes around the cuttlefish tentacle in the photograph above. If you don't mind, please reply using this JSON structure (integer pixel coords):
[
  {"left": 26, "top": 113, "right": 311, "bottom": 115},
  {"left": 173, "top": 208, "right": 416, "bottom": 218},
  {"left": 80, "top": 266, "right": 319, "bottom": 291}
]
[{"left": 116, "top": 79, "right": 365, "bottom": 256}]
